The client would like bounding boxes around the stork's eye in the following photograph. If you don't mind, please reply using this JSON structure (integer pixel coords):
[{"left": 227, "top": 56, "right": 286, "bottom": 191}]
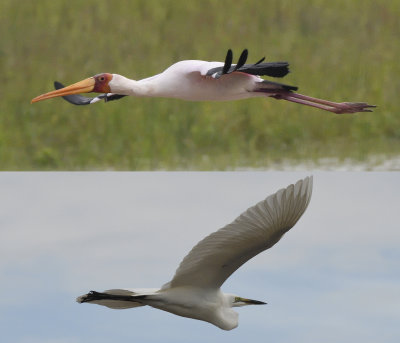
[{"left": 98, "top": 76, "right": 105, "bottom": 82}]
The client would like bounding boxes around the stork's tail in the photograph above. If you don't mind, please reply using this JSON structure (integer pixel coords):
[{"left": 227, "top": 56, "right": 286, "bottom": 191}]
[
  {"left": 77, "top": 289, "right": 147, "bottom": 309},
  {"left": 255, "top": 79, "right": 298, "bottom": 93}
]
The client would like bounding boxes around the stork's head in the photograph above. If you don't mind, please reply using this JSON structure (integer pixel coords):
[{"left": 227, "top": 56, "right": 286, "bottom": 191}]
[
  {"left": 228, "top": 294, "right": 266, "bottom": 308},
  {"left": 31, "top": 73, "right": 113, "bottom": 103}
]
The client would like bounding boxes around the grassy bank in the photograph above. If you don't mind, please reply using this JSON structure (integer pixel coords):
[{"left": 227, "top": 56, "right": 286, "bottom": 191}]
[{"left": 0, "top": 0, "right": 399, "bottom": 170}]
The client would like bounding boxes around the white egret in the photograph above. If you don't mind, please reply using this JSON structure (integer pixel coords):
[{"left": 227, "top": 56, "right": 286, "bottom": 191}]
[
  {"left": 31, "top": 50, "right": 375, "bottom": 114},
  {"left": 77, "top": 176, "right": 313, "bottom": 330}
]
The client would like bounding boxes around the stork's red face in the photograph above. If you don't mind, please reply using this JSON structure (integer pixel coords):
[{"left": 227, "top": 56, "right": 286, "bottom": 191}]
[
  {"left": 92, "top": 73, "right": 113, "bottom": 93},
  {"left": 31, "top": 73, "right": 113, "bottom": 103}
]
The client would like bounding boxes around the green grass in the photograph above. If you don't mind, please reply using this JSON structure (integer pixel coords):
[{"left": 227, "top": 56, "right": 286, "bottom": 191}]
[{"left": 0, "top": 0, "right": 399, "bottom": 170}]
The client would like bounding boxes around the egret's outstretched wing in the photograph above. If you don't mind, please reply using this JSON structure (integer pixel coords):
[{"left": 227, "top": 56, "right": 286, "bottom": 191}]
[
  {"left": 166, "top": 177, "right": 313, "bottom": 290},
  {"left": 204, "top": 49, "right": 290, "bottom": 79},
  {"left": 53, "top": 81, "right": 127, "bottom": 105}
]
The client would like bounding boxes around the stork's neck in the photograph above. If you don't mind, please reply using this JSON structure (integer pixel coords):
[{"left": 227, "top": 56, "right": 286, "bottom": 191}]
[{"left": 109, "top": 74, "right": 155, "bottom": 97}]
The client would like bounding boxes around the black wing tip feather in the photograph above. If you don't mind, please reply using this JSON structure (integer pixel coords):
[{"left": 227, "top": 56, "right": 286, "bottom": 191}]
[
  {"left": 240, "top": 62, "right": 290, "bottom": 78},
  {"left": 256, "top": 79, "right": 298, "bottom": 92},
  {"left": 253, "top": 56, "right": 266, "bottom": 65},
  {"left": 236, "top": 49, "right": 248, "bottom": 67},
  {"left": 53, "top": 81, "right": 63, "bottom": 89},
  {"left": 222, "top": 49, "right": 233, "bottom": 75},
  {"left": 207, "top": 49, "right": 291, "bottom": 78},
  {"left": 284, "top": 84, "right": 298, "bottom": 91},
  {"left": 54, "top": 81, "right": 93, "bottom": 105},
  {"left": 232, "top": 49, "right": 248, "bottom": 72}
]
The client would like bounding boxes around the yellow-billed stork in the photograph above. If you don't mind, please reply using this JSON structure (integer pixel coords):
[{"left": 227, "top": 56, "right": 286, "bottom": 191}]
[{"left": 31, "top": 49, "right": 375, "bottom": 114}]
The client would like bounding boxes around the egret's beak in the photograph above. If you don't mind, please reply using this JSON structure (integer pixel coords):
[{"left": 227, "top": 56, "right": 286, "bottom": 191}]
[
  {"left": 235, "top": 296, "right": 266, "bottom": 305},
  {"left": 31, "top": 77, "right": 95, "bottom": 103},
  {"left": 242, "top": 298, "right": 267, "bottom": 305}
]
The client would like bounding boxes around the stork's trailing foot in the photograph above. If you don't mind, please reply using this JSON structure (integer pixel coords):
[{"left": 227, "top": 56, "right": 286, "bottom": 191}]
[{"left": 272, "top": 92, "right": 376, "bottom": 114}]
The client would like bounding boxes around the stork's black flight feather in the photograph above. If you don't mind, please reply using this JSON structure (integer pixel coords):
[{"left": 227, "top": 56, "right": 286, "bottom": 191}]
[
  {"left": 221, "top": 49, "right": 233, "bottom": 76},
  {"left": 206, "top": 49, "right": 289, "bottom": 79},
  {"left": 232, "top": 49, "right": 248, "bottom": 72}
]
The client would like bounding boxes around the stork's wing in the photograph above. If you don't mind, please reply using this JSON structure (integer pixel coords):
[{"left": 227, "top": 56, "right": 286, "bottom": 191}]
[
  {"left": 53, "top": 81, "right": 127, "bottom": 105},
  {"left": 205, "top": 49, "right": 290, "bottom": 79},
  {"left": 166, "top": 176, "right": 313, "bottom": 290}
]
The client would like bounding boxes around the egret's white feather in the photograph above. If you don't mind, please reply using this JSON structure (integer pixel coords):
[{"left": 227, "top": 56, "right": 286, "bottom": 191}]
[{"left": 167, "top": 177, "right": 312, "bottom": 289}]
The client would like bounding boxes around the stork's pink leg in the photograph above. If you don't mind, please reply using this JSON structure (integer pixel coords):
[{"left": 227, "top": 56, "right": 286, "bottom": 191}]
[
  {"left": 272, "top": 92, "right": 376, "bottom": 114},
  {"left": 290, "top": 93, "right": 376, "bottom": 113},
  {"left": 275, "top": 95, "right": 340, "bottom": 113}
]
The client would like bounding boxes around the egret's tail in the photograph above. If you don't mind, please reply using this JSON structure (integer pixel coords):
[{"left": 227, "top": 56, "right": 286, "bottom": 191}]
[{"left": 77, "top": 289, "right": 148, "bottom": 309}]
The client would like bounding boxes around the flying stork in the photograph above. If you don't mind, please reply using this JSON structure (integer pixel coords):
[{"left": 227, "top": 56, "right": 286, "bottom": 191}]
[{"left": 31, "top": 49, "right": 375, "bottom": 114}]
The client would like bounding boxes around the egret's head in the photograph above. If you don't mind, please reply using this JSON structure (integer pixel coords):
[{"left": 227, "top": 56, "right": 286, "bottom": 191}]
[
  {"left": 31, "top": 73, "right": 114, "bottom": 103},
  {"left": 229, "top": 294, "right": 266, "bottom": 307}
]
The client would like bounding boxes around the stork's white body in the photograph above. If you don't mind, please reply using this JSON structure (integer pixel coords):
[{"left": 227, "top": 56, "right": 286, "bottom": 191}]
[{"left": 110, "top": 60, "right": 263, "bottom": 101}]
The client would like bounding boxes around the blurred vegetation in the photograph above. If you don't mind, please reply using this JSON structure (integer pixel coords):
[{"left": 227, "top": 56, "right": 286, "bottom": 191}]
[{"left": 0, "top": 0, "right": 399, "bottom": 170}]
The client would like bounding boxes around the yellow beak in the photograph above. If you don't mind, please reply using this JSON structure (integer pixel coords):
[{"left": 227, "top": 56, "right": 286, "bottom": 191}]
[{"left": 31, "top": 77, "right": 95, "bottom": 103}]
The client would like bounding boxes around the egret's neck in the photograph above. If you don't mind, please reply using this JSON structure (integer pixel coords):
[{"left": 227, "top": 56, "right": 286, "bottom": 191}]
[{"left": 109, "top": 74, "right": 154, "bottom": 97}]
